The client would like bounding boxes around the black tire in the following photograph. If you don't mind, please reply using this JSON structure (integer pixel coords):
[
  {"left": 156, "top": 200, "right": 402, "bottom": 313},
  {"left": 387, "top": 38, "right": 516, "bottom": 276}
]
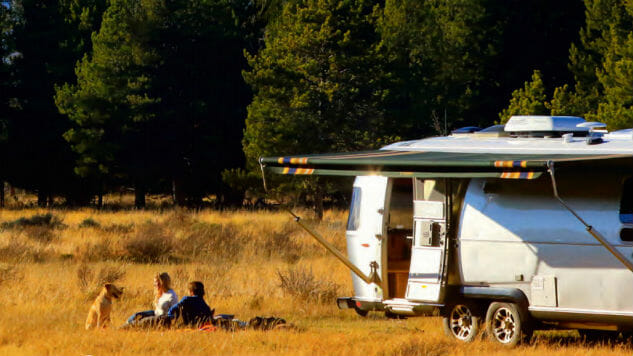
[
  {"left": 442, "top": 302, "right": 482, "bottom": 342},
  {"left": 485, "top": 302, "right": 530, "bottom": 347},
  {"left": 354, "top": 307, "right": 369, "bottom": 317}
]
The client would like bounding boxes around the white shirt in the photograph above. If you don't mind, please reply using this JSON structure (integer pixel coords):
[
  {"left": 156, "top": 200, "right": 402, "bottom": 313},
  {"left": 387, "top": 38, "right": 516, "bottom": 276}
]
[{"left": 154, "top": 289, "right": 178, "bottom": 316}]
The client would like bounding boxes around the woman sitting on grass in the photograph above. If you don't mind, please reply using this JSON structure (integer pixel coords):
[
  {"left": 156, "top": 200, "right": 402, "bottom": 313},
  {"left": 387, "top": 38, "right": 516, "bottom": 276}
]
[{"left": 125, "top": 272, "right": 178, "bottom": 326}]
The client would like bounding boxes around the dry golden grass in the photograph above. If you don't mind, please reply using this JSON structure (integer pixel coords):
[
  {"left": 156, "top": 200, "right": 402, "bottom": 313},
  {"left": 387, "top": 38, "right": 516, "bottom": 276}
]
[{"left": 0, "top": 208, "right": 630, "bottom": 355}]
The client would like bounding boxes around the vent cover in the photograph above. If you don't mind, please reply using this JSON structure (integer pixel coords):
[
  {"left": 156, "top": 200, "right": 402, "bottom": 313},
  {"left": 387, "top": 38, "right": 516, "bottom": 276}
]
[{"left": 505, "top": 116, "right": 588, "bottom": 133}]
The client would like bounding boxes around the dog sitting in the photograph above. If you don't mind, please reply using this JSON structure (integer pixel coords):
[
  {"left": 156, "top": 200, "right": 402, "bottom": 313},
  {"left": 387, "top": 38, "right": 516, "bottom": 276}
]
[{"left": 85, "top": 283, "right": 123, "bottom": 330}]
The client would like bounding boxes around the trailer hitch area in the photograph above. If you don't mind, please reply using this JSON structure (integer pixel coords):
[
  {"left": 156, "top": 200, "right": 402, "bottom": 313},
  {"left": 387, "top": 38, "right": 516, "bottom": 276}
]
[{"left": 368, "top": 261, "right": 381, "bottom": 285}]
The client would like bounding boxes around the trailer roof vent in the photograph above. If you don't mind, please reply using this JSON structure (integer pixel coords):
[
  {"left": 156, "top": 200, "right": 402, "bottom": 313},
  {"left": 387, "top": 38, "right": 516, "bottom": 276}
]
[
  {"left": 451, "top": 126, "right": 482, "bottom": 135},
  {"left": 505, "top": 116, "right": 589, "bottom": 137}
]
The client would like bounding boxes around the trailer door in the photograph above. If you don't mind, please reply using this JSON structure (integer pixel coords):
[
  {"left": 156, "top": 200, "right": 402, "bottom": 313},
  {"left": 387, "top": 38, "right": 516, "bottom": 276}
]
[
  {"left": 346, "top": 176, "right": 389, "bottom": 300},
  {"left": 406, "top": 179, "right": 448, "bottom": 303}
]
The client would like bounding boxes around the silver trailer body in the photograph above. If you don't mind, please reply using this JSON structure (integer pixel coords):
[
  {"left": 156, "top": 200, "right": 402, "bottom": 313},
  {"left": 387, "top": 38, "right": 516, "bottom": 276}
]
[{"left": 262, "top": 116, "right": 633, "bottom": 341}]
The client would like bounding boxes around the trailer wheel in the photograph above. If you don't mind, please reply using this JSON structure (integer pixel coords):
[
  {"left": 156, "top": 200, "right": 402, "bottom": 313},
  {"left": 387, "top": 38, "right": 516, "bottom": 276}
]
[
  {"left": 485, "top": 302, "right": 530, "bottom": 347},
  {"left": 442, "top": 302, "right": 482, "bottom": 342}
]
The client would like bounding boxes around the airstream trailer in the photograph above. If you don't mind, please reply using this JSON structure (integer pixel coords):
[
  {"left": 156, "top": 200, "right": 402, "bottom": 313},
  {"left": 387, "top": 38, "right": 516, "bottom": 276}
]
[{"left": 260, "top": 116, "right": 633, "bottom": 346}]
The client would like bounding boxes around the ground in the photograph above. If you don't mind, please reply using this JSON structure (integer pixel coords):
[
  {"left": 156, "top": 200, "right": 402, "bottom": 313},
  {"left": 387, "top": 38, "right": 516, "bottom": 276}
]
[{"left": 0, "top": 208, "right": 629, "bottom": 355}]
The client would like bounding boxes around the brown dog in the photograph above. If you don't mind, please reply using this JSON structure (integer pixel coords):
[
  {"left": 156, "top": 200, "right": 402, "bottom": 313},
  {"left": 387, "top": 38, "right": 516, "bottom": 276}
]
[{"left": 85, "top": 283, "right": 123, "bottom": 330}]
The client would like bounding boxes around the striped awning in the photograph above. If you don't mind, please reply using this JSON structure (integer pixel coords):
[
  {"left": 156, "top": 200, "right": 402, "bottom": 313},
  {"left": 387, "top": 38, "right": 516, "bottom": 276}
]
[{"left": 260, "top": 150, "right": 633, "bottom": 179}]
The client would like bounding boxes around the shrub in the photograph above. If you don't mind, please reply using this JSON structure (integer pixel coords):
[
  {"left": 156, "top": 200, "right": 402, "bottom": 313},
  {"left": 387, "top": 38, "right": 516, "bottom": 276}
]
[
  {"left": 102, "top": 223, "right": 134, "bottom": 234},
  {"left": 260, "top": 230, "right": 301, "bottom": 263},
  {"left": 122, "top": 223, "right": 174, "bottom": 263},
  {"left": 176, "top": 222, "right": 243, "bottom": 262},
  {"left": 78, "top": 218, "right": 100, "bottom": 228},
  {"left": 0, "top": 264, "right": 23, "bottom": 286},
  {"left": 0, "top": 237, "right": 48, "bottom": 262},
  {"left": 277, "top": 266, "right": 339, "bottom": 304},
  {"left": 77, "top": 264, "right": 126, "bottom": 299},
  {"left": 74, "top": 238, "right": 117, "bottom": 262},
  {"left": 1, "top": 213, "right": 65, "bottom": 230}
]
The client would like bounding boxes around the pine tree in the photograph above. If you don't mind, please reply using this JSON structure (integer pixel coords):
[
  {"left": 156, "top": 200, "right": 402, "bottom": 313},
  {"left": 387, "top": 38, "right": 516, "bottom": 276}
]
[
  {"left": 243, "top": 0, "right": 392, "bottom": 162},
  {"left": 549, "top": 0, "right": 632, "bottom": 118},
  {"left": 58, "top": 0, "right": 251, "bottom": 207},
  {"left": 7, "top": 0, "right": 106, "bottom": 206},
  {"left": 378, "top": 0, "right": 490, "bottom": 135},
  {"left": 243, "top": 0, "right": 392, "bottom": 218},
  {"left": 499, "top": 70, "right": 548, "bottom": 123},
  {"left": 56, "top": 0, "right": 162, "bottom": 207},
  {"left": 594, "top": 27, "right": 633, "bottom": 129}
]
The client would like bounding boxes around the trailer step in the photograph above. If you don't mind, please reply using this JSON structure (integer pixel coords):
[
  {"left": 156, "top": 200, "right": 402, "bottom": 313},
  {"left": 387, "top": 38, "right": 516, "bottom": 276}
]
[{"left": 383, "top": 299, "right": 421, "bottom": 314}]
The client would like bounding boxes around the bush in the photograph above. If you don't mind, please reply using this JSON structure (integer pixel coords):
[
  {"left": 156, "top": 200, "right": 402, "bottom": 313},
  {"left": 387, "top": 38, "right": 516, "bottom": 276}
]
[
  {"left": 102, "top": 223, "right": 134, "bottom": 234},
  {"left": 74, "top": 238, "right": 117, "bottom": 262},
  {"left": 0, "top": 237, "right": 48, "bottom": 262},
  {"left": 260, "top": 230, "right": 301, "bottom": 263},
  {"left": 277, "top": 266, "right": 339, "bottom": 304},
  {"left": 0, "top": 264, "right": 23, "bottom": 286},
  {"left": 77, "top": 264, "right": 126, "bottom": 299},
  {"left": 176, "top": 222, "right": 243, "bottom": 262},
  {"left": 1, "top": 213, "right": 65, "bottom": 230},
  {"left": 123, "top": 223, "right": 174, "bottom": 263},
  {"left": 23, "top": 226, "right": 57, "bottom": 243},
  {"left": 78, "top": 218, "right": 100, "bottom": 228}
]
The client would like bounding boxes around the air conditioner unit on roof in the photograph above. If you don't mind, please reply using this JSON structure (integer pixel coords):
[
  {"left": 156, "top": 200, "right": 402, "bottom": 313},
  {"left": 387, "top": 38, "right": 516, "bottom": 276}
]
[{"left": 505, "top": 116, "right": 589, "bottom": 133}]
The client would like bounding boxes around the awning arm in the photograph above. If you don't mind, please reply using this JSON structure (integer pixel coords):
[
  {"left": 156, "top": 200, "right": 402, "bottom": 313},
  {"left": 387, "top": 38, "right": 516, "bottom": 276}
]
[
  {"left": 257, "top": 162, "right": 381, "bottom": 287},
  {"left": 284, "top": 208, "right": 382, "bottom": 287},
  {"left": 547, "top": 161, "right": 633, "bottom": 272}
]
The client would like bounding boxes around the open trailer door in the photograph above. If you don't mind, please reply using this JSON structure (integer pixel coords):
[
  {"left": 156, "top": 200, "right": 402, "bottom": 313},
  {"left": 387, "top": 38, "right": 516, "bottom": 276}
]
[
  {"left": 405, "top": 178, "right": 449, "bottom": 304},
  {"left": 346, "top": 176, "right": 390, "bottom": 302}
]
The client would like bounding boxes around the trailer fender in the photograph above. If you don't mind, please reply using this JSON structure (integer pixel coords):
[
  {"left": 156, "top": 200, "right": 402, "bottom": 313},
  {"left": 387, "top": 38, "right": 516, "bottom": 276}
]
[{"left": 454, "top": 286, "right": 529, "bottom": 308}]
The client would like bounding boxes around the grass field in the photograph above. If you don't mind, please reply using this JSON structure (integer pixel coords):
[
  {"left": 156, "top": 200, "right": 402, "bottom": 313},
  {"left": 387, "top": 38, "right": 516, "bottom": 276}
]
[{"left": 0, "top": 208, "right": 630, "bottom": 356}]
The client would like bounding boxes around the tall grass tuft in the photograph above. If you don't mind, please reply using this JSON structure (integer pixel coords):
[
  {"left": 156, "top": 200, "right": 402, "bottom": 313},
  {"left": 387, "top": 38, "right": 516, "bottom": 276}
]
[
  {"left": 277, "top": 266, "right": 339, "bottom": 304},
  {"left": 176, "top": 222, "right": 243, "bottom": 262},
  {"left": 77, "top": 264, "right": 126, "bottom": 299},
  {"left": 78, "top": 218, "right": 100, "bottom": 228},
  {"left": 123, "top": 223, "right": 174, "bottom": 263}
]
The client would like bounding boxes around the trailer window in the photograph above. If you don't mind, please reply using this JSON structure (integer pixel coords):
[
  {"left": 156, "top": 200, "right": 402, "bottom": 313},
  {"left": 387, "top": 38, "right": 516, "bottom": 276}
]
[
  {"left": 620, "top": 177, "right": 633, "bottom": 224},
  {"left": 389, "top": 179, "right": 413, "bottom": 229},
  {"left": 347, "top": 187, "right": 362, "bottom": 231}
]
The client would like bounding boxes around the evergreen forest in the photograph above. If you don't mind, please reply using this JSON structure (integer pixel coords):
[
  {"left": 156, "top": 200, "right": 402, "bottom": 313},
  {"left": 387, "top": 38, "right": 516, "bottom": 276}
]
[{"left": 1, "top": 0, "right": 632, "bottom": 210}]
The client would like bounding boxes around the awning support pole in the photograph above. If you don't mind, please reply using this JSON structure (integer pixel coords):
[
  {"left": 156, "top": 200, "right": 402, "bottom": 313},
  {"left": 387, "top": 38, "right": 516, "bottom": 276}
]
[
  {"left": 547, "top": 161, "right": 633, "bottom": 272},
  {"left": 285, "top": 208, "right": 381, "bottom": 286},
  {"left": 257, "top": 163, "right": 381, "bottom": 286}
]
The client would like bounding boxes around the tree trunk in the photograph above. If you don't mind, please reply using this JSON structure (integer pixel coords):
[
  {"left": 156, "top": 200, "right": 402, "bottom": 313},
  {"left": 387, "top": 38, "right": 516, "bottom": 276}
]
[
  {"left": 172, "top": 178, "right": 186, "bottom": 207},
  {"left": 314, "top": 184, "right": 324, "bottom": 221},
  {"left": 134, "top": 182, "right": 146, "bottom": 209},
  {"left": 37, "top": 188, "right": 47, "bottom": 207}
]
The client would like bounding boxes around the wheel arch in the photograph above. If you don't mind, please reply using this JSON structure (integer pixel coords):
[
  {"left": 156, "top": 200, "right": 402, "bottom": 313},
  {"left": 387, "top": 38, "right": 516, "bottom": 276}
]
[{"left": 443, "top": 286, "right": 530, "bottom": 313}]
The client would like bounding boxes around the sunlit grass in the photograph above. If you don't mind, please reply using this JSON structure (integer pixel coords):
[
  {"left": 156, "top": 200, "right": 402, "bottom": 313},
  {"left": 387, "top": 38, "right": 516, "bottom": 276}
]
[{"left": 0, "top": 208, "right": 629, "bottom": 355}]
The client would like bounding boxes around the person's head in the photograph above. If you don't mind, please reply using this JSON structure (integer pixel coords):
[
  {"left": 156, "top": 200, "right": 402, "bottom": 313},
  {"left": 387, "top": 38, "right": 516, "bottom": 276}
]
[
  {"left": 154, "top": 272, "right": 172, "bottom": 293},
  {"left": 188, "top": 281, "right": 205, "bottom": 297}
]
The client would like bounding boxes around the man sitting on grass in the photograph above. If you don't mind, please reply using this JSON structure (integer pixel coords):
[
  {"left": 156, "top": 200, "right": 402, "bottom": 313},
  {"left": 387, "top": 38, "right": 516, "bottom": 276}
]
[{"left": 167, "top": 281, "right": 214, "bottom": 327}]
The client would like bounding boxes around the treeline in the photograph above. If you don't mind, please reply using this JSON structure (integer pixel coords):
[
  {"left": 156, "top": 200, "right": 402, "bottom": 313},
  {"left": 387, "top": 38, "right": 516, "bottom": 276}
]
[{"left": 0, "top": 0, "right": 631, "bottom": 209}]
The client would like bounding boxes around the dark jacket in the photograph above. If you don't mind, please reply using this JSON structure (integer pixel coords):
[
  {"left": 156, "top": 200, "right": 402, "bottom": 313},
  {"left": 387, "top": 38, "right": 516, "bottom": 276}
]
[{"left": 167, "top": 296, "right": 214, "bottom": 326}]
